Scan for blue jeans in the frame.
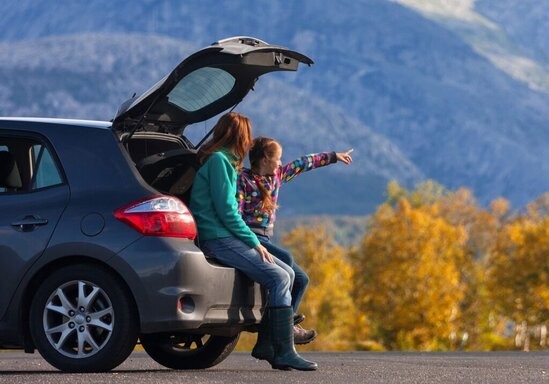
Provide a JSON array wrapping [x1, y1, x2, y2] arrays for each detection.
[[200, 236, 295, 307], [257, 235, 309, 314]]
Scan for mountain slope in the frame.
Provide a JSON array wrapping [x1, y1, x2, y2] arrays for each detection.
[[0, 0, 547, 212], [476, 0, 549, 65], [0, 34, 421, 215]]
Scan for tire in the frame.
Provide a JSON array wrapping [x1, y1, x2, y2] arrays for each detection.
[[140, 332, 240, 369], [29, 264, 139, 372]]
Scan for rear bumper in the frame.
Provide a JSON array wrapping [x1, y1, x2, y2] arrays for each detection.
[[114, 237, 265, 335]]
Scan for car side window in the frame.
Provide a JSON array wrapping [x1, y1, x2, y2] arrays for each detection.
[[0, 136, 63, 193], [31, 144, 63, 189]]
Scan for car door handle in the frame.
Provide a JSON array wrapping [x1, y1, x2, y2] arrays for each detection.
[[11, 215, 49, 231]]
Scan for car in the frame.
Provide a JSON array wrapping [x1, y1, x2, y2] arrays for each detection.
[[0, 36, 313, 372]]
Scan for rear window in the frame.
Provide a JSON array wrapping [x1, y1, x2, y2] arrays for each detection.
[[167, 67, 236, 112]]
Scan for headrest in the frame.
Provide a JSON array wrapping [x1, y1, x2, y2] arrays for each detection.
[[0, 151, 23, 189]]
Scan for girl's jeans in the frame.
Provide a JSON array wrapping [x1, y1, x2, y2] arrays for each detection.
[[256, 235, 309, 314], [200, 236, 295, 307]]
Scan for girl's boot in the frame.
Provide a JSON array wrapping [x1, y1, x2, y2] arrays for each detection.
[[251, 308, 273, 362], [269, 306, 318, 371]]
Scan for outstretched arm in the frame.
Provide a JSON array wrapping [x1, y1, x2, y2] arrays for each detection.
[[279, 149, 354, 184]]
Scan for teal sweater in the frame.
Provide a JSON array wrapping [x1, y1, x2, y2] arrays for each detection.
[[189, 148, 260, 248]]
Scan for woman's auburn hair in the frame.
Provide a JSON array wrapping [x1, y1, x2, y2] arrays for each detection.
[[249, 136, 281, 212], [198, 112, 253, 169]]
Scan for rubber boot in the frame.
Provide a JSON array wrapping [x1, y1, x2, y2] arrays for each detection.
[[251, 308, 274, 362], [269, 306, 318, 371]]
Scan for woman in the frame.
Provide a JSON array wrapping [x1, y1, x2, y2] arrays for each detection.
[[237, 137, 353, 344], [189, 112, 317, 371]]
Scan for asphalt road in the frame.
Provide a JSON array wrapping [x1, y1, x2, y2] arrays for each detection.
[[0, 350, 548, 384]]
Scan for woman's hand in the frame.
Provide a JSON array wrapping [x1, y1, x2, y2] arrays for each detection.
[[255, 244, 274, 264], [336, 149, 353, 165]]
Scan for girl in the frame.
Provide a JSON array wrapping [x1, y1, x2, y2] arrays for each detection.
[[189, 113, 317, 371], [237, 137, 353, 344]]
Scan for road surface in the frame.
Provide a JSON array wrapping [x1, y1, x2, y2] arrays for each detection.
[[0, 350, 548, 383]]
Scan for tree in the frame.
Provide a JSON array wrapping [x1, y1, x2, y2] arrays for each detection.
[[282, 226, 367, 350], [434, 189, 509, 349], [486, 215, 549, 332], [527, 192, 549, 220], [386, 179, 447, 208], [353, 199, 467, 350]]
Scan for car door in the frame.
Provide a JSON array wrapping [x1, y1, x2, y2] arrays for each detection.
[[0, 133, 70, 319], [112, 36, 313, 139]]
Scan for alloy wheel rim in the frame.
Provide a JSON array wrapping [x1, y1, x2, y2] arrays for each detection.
[[42, 280, 114, 358]]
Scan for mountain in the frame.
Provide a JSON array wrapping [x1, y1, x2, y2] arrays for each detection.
[[0, 34, 420, 215], [0, 0, 547, 215], [476, 0, 549, 65]]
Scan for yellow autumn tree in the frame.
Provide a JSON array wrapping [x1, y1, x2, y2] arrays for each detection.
[[236, 225, 364, 352], [436, 189, 511, 349], [282, 225, 367, 350], [386, 179, 447, 208], [486, 194, 549, 341], [354, 198, 467, 350], [527, 192, 549, 219]]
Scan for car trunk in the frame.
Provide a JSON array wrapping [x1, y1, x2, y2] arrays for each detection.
[[124, 132, 199, 205], [115, 36, 313, 205]]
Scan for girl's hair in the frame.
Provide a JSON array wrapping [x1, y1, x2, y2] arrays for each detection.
[[198, 112, 253, 169], [249, 136, 282, 212]]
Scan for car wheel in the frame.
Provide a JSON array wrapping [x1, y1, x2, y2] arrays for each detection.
[[29, 264, 138, 372], [140, 332, 240, 369]]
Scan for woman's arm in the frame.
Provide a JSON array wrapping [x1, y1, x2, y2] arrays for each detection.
[[208, 155, 260, 248]]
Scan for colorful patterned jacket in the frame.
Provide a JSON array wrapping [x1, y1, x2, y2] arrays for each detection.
[[237, 152, 336, 237]]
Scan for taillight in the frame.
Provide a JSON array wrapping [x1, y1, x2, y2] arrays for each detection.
[[114, 195, 197, 239]]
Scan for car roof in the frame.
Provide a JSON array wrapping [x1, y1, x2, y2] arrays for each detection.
[[0, 117, 112, 129]]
